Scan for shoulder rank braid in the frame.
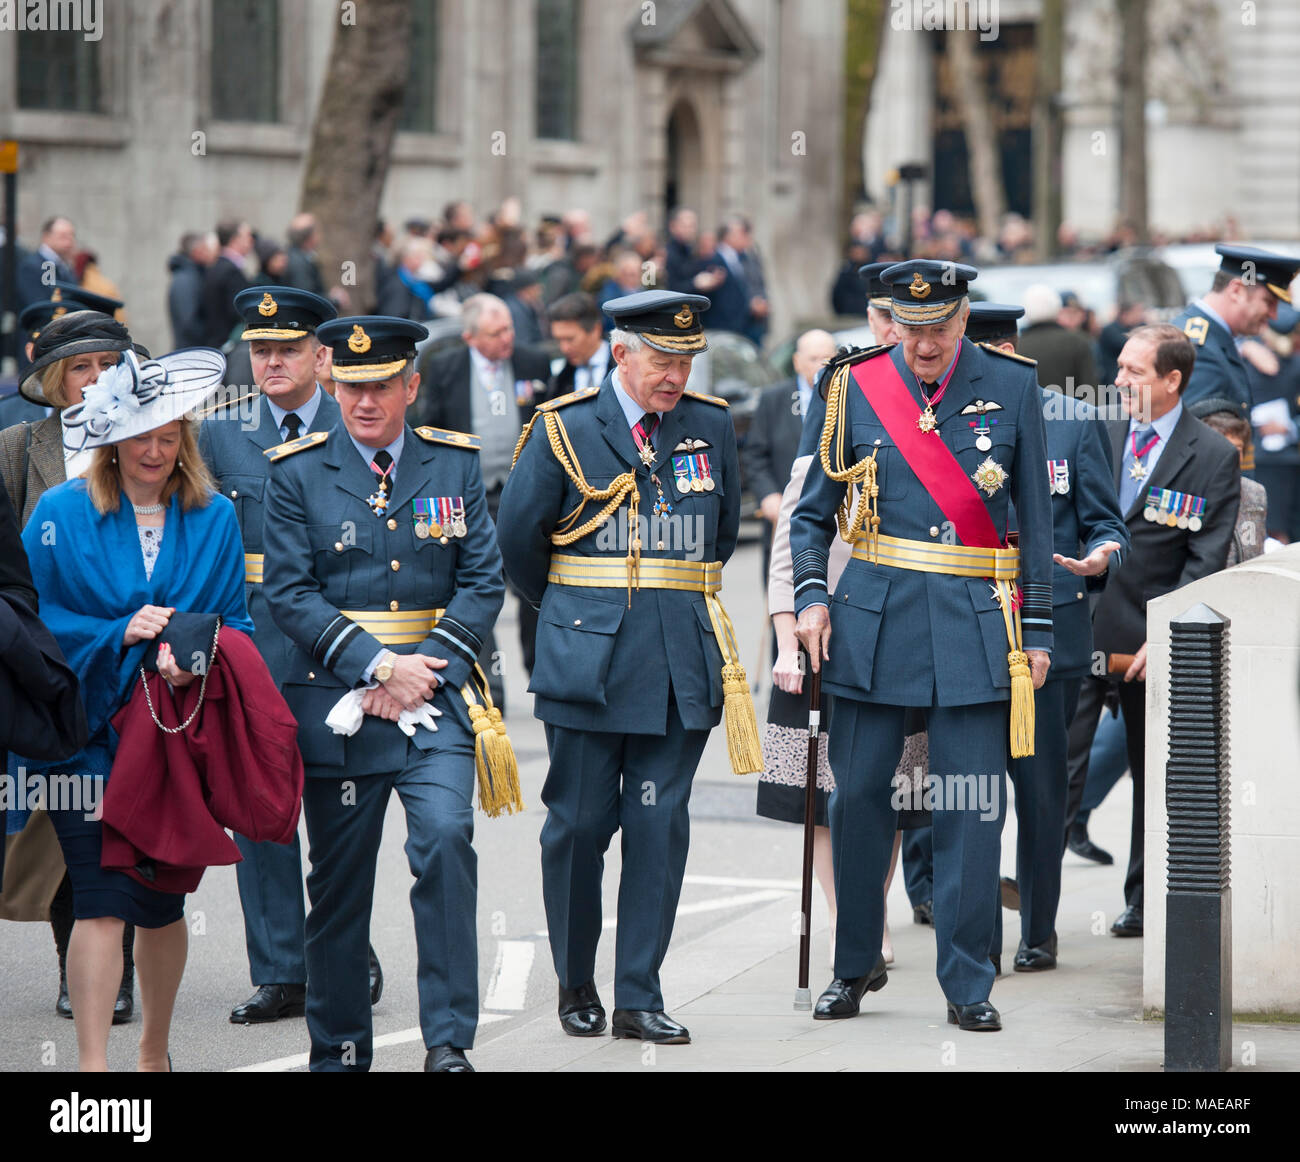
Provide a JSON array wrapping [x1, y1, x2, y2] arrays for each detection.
[[819, 347, 886, 556]]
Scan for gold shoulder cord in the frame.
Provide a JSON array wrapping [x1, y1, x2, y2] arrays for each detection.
[[818, 359, 881, 557]]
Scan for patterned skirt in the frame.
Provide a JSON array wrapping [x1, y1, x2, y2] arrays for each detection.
[[755, 685, 931, 829]]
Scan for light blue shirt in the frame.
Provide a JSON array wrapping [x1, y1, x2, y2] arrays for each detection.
[[266, 385, 323, 441], [576, 343, 610, 393], [611, 370, 660, 429], [796, 375, 813, 417]]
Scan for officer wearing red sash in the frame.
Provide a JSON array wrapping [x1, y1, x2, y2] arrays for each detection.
[[791, 260, 1054, 1031]]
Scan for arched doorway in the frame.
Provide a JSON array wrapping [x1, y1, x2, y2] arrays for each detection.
[[665, 98, 704, 217]]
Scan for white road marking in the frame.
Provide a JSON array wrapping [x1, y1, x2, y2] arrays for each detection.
[[231, 1014, 511, 1073], [483, 940, 536, 1011]]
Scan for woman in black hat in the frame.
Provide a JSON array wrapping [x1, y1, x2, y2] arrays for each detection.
[[0, 308, 137, 1027]]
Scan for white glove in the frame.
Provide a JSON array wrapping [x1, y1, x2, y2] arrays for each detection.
[[397, 701, 442, 737], [326, 687, 369, 736]]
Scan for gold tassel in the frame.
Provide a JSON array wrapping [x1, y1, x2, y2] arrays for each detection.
[[468, 703, 525, 817], [1007, 650, 1035, 759], [722, 662, 765, 775]]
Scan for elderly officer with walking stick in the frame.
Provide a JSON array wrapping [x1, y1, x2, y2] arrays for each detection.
[[791, 260, 1055, 1031], [497, 290, 760, 1045]]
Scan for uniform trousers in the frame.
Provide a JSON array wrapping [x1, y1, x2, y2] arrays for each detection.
[[232, 831, 307, 986], [301, 737, 477, 1071], [541, 697, 709, 1012], [1065, 676, 1147, 908], [993, 676, 1081, 955], [828, 698, 1007, 1005], [901, 828, 934, 909]]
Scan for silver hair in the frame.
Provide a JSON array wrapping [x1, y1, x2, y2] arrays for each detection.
[[461, 293, 510, 336], [609, 328, 643, 353]]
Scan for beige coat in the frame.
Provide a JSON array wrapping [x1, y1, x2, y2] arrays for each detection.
[[0, 415, 66, 528], [767, 454, 853, 615]]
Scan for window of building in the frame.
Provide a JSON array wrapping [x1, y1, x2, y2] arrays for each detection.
[[16, 29, 103, 112], [535, 0, 579, 141], [400, 0, 441, 133], [211, 0, 281, 123]]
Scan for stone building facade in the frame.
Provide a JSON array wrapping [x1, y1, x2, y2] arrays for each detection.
[[0, 0, 847, 353]]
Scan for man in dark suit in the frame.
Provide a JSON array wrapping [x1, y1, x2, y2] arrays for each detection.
[[1171, 244, 1300, 418], [546, 292, 610, 398], [1065, 323, 1240, 938], [699, 217, 763, 337], [1018, 284, 1098, 398], [744, 329, 837, 585], [16, 216, 77, 310], [283, 213, 327, 297], [202, 220, 254, 349], [411, 293, 550, 693]]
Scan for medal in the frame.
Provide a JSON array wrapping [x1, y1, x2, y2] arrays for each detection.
[[917, 406, 938, 434], [1129, 461, 1148, 482], [1128, 427, 1160, 483], [639, 442, 657, 467], [695, 452, 716, 492], [976, 434, 992, 452], [691, 477, 703, 492], [450, 498, 468, 538], [633, 412, 660, 469], [414, 519, 430, 540], [914, 359, 960, 435], [1188, 495, 1204, 532], [972, 456, 1008, 496], [412, 498, 436, 540], [1143, 507, 1158, 523], [703, 477, 715, 492]]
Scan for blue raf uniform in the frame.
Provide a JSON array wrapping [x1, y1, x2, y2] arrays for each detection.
[[497, 291, 749, 1042], [198, 286, 340, 1007], [262, 316, 509, 1072], [790, 264, 1055, 1029], [968, 305, 1130, 970], [1173, 244, 1300, 418]]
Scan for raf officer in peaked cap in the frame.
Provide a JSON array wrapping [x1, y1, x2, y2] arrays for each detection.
[[966, 304, 1128, 973], [498, 290, 757, 1045], [1172, 243, 1300, 418], [263, 316, 513, 1072], [791, 261, 1055, 1031], [200, 286, 387, 1024]]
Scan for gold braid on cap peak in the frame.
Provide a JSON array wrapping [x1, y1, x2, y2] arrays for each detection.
[[542, 410, 642, 605], [819, 354, 881, 557]]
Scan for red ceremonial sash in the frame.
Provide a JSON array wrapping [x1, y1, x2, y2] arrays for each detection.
[[850, 351, 1002, 550]]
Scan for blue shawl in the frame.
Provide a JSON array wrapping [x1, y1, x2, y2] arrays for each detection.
[[21, 479, 253, 753]]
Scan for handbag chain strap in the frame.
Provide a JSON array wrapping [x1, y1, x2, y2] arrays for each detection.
[[139, 621, 222, 734]]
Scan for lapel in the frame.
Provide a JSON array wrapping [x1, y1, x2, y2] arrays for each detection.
[[29, 416, 66, 493], [936, 338, 981, 426], [649, 403, 686, 476], [246, 396, 283, 452], [387, 427, 435, 513], [1107, 419, 1127, 490], [1140, 408, 1197, 502], [596, 378, 640, 472], [323, 421, 383, 506], [311, 389, 341, 434]]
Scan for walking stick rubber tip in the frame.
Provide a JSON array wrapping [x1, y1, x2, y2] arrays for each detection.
[[793, 988, 813, 1011]]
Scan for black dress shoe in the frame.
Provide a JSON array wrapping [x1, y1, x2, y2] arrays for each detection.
[[558, 982, 606, 1037], [1013, 936, 1058, 972], [947, 1001, 1002, 1031], [424, 1045, 474, 1072], [912, 900, 934, 926], [113, 930, 135, 1025], [611, 1009, 690, 1043], [1000, 876, 1020, 911], [813, 957, 888, 1020], [1067, 822, 1113, 865], [1110, 905, 1143, 937], [369, 945, 383, 1006], [55, 955, 72, 1019], [229, 983, 307, 1024]]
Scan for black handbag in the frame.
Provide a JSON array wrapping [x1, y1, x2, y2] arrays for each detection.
[[139, 612, 222, 734]]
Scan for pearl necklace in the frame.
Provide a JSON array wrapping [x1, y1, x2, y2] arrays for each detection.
[[132, 502, 165, 516]]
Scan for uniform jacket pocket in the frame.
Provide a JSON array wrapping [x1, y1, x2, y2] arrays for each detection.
[[825, 571, 890, 692], [966, 578, 1012, 690], [529, 588, 626, 705]]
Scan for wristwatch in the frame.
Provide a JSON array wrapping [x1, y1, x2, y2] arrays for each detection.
[[375, 651, 399, 683]]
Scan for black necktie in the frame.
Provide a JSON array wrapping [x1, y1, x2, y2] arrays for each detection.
[[282, 412, 302, 441]]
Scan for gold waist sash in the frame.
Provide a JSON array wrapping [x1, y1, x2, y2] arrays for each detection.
[[337, 607, 446, 646], [245, 553, 264, 584], [851, 533, 1019, 580]]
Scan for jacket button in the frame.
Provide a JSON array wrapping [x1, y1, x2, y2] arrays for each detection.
[[230, 489, 238, 498], [1077, 591, 1084, 599], [387, 518, 397, 530], [573, 619, 582, 626], [391, 559, 400, 571], [390, 600, 399, 611], [334, 541, 344, 552], [929, 526, 939, 537], [308, 671, 315, 680]]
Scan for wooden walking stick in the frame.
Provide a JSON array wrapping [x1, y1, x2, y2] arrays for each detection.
[[794, 658, 822, 1011]]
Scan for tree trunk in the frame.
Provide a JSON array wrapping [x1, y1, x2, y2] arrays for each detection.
[[1032, 0, 1064, 258], [1117, 0, 1149, 242], [947, 30, 1005, 245], [841, 0, 887, 240], [298, 0, 414, 312]]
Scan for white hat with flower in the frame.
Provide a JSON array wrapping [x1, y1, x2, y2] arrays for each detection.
[[62, 348, 225, 454]]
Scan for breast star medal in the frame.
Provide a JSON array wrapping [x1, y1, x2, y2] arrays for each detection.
[[972, 457, 1008, 496]]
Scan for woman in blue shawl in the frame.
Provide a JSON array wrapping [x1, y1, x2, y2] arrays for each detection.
[[22, 348, 252, 1071]]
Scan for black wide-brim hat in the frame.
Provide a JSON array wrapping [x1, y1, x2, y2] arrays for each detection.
[[317, 316, 429, 383], [20, 309, 134, 405]]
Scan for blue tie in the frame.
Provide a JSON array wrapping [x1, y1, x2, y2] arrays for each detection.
[[1119, 425, 1155, 512]]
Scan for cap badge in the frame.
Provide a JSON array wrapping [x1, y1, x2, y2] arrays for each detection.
[[673, 305, 695, 329], [348, 324, 372, 354], [909, 272, 932, 300], [258, 292, 278, 317], [52, 306, 67, 319], [50, 288, 62, 302]]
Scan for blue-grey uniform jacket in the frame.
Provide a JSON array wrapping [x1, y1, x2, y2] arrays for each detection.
[[1172, 305, 1250, 417], [198, 391, 340, 684], [790, 338, 1054, 706], [262, 422, 505, 776], [1037, 386, 1130, 679], [497, 380, 741, 735]]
